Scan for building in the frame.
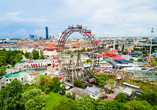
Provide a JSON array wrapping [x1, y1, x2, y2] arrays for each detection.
[[31, 35, 34, 39], [45, 26, 48, 40], [39, 37, 43, 40], [49, 34, 52, 39], [34, 34, 38, 40], [29, 34, 31, 39]]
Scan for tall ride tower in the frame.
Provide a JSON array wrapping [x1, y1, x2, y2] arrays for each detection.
[[149, 27, 154, 62], [45, 26, 48, 39], [10, 30, 12, 39]]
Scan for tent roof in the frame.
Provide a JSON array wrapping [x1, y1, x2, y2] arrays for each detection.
[[114, 55, 125, 60], [114, 60, 133, 64]]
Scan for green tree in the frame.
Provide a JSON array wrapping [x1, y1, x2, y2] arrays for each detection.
[[96, 100, 124, 110], [40, 55, 45, 59], [0, 51, 7, 66], [86, 59, 92, 63], [73, 80, 84, 88], [0, 65, 6, 76], [115, 44, 119, 50], [94, 73, 109, 86], [151, 61, 157, 67], [15, 53, 23, 62], [73, 49, 78, 53], [140, 93, 157, 106], [33, 75, 52, 93], [53, 99, 76, 110], [122, 51, 128, 55], [10, 60, 16, 66], [0, 79, 25, 110], [137, 58, 144, 62], [32, 49, 39, 59], [125, 100, 153, 110], [52, 76, 61, 92], [122, 45, 124, 51], [129, 59, 134, 61], [59, 85, 66, 95], [24, 52, 32, 59], [75, 95, 95, 110], [24, 89, 47, 110], [115, 93, 126, 103]]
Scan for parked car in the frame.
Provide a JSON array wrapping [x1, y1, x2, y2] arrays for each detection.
[[83, 82, 88, 88], [89, 78, 95, 83]]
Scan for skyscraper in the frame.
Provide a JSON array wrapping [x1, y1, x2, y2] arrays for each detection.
[[34, 34, 38, 40], [31, 35, 34, 39], [29, 34, 31, 39], [45, 26, 48, 39]]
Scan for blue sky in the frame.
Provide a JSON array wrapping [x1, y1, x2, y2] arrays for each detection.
[[0, 0, 157, 38]]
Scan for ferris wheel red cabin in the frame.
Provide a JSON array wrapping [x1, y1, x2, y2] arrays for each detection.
[[62, 31, 67, 34], [77, 25, 82, 28], [68, 26, 73, 29], [86, 30, 91, 33], [94, 68, 101, 73], [93, 41, 99, 44]]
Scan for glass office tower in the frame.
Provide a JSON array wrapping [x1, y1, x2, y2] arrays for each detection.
[[45, 26, 48, 39]]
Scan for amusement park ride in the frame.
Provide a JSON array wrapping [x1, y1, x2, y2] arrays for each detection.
[[58, 25, 101, 84]]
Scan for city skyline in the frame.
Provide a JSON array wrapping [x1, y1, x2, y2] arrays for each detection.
[[0, 0, 157, 38]]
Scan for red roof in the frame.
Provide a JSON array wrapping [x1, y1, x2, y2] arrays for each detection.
[[30, 72, 40, 76], [52, 57, 58, 59], [114, 55, 125, 60], [43, 48, 58, 51]]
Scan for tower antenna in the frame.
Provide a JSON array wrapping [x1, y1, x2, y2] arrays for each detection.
[[10, 29, 12, 39]]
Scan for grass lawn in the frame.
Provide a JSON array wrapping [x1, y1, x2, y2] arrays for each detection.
[[46, 91, 68, 110]]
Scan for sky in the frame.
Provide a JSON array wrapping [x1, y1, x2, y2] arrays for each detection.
[[0, 0, 157, 38]]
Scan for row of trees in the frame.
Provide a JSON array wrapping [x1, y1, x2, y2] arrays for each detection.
[[0, 74, 65, 110], [0, 49, 24, 76], [73, 47, 86, 53], [0, 79, 47, 110], [24, 49, 45, 60]]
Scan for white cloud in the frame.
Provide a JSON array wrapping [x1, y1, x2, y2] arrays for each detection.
[[14, 29, 27, 34], [2, 12, 52, 24], [0, 0, 157, 38]]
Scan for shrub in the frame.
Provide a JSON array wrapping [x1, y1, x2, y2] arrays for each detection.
[[59, 85, 66, 95], [65, 92, 72, 98], [152, 61, 157, 67], [115, 93, 126, 103], [137, 58, 144, 62], [73, 80, 84, 88], [122, 51, 128, 55], [129, 59, 134, 61]]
